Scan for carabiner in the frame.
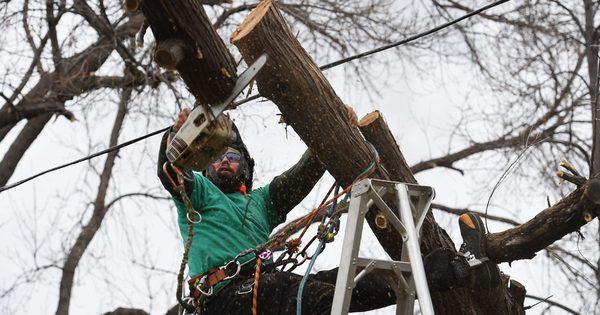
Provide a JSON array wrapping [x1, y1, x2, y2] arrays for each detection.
[[224, 260, 241, 280], [196, 276, 214, 296]]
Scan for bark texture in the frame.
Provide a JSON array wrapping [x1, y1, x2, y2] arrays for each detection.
[[140, 0, 237, 105]]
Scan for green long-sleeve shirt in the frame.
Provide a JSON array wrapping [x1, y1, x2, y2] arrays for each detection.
[[157, 130, 325, 277]]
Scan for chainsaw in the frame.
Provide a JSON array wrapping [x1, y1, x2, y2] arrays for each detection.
[[166, 54, 268, 171]]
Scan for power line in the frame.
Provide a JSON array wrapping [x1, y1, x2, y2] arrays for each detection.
[[0, 0, 510, 193], [232, 0, 510, 108], [0, 127, 169, 193]]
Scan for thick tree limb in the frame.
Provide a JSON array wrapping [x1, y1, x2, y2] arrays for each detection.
[[358, 111, 416, 182], [232, 0, 373, 187], [487, 178, 600, 262], [140, 0, 237, 105], [0, 114, 52, 187], [231, 2, 523, 313]]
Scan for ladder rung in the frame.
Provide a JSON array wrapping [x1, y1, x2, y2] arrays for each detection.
[[356, 258, 412, 272]]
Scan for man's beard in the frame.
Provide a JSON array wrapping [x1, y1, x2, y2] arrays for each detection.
[[206, 167, 243, 193]]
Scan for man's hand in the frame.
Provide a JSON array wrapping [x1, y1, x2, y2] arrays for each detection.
[[345, 104, 358, 127], [173, 108, 192, 132]]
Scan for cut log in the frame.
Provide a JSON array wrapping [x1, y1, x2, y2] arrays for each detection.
[[154, 39, 186, 70], [232, 0, 415, 261], [231, 0, 373, 185], [140, 0, 236, 105], [358, 111, 416, 183]]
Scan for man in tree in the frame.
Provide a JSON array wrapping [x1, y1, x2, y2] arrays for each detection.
[[157, 107, 405, 314], [157, 109, 500, 314]]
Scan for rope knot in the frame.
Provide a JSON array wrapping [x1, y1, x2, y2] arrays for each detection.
[[285, 238, 302, 253]]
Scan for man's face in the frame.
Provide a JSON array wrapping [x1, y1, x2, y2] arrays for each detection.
[[211, 147, 242, 179]]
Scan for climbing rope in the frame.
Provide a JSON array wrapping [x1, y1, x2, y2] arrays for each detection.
[[252, 257, 262, 315], [162, 162, 200, 313]]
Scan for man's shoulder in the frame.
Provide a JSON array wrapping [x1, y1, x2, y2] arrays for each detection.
[[249, 184, 271, 199]]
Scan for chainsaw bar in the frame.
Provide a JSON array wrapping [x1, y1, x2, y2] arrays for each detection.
[[166, 54, 268, 168]]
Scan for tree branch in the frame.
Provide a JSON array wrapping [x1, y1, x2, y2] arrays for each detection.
[[55, 88, 131, 315]]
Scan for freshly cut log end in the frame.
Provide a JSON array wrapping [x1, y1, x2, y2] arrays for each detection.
[[374, 212, 389, 229], [154, 39, 187, 70], [231, 0, 272, 43], [358, 110, 381, 127], [232, 0, 373, 185], [123, 0, 140, 12]]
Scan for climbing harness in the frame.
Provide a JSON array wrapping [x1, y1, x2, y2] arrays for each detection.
[[174, 141, 383, 314]]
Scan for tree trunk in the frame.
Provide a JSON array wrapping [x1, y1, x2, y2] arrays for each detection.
[[229, 0, 600, 312], [140, 0, 237, 105], [0, 114, 52, 186]]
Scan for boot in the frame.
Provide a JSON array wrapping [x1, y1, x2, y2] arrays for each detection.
[[457, 212, 500, 288]]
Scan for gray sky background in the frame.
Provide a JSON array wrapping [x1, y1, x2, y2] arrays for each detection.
[[0, 1, 595, 313]]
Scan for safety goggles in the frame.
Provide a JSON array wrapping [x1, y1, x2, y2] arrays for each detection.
[[213, 152, 242, 164]]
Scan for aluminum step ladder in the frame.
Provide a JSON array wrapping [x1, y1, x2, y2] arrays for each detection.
[[331, 179, 435, 315]]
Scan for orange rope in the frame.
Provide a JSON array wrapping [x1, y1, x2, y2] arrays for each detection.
[[252, 257, 262, 315], [267, 166, 378, 251]]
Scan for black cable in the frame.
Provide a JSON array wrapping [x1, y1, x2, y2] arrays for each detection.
[[320, 0, 510, 70], [0, 0, 510, 193], [232, 0, 510, 108], [0, 127, 170, 193]]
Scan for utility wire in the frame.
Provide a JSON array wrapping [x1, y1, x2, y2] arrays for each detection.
[[231, 0, 510, 108], [0, 0, 510, 193], [0, 127, 169, 193]]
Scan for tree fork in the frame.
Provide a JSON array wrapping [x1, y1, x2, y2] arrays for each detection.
[[358, 111, 526, 313], [140, 0, 237, 105]]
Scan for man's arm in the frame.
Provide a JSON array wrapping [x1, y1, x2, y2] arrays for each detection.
[[269, 148, 326, 218], [268, 104, 357, 218]]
